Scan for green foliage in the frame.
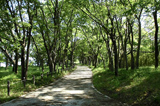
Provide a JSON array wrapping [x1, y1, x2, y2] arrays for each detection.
[[0, 0, 160, 104], [92, 66, 160, 105], [0, 53, 5, 62]]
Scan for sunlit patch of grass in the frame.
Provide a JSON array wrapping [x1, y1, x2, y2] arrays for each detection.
[[92, 66, 160, 106], [0, 66, 76, 104]]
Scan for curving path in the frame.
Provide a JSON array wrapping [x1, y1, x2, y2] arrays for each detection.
[[1, 66, 126, 106]]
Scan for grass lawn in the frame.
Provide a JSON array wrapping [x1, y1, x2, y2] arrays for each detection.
[[0, 66, 75, 104], [92, 66, 160, 106]]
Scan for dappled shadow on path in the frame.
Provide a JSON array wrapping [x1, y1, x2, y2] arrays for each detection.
[[1, 66, 124, 106]]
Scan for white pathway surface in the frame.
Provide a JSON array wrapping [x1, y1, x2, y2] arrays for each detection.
[[0, 66, 126, 106]]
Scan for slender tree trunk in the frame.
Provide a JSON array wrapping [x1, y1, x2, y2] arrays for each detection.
[[119, 55, 122, 68], [54, 61, 56, 72], [14, 50, 19, 74], [62, 58, 65, 69], [70, 51, 74, 67], [105, 36, 113, 71], [117, 37, 120, 69], [25, 36, 31, 78], [110, 17, 118, 76], [112, 39, 118, 76], [153, 10, 159, 68], [136, 19, 141, 69], [49, 62, 54, 73], [5, 57, 8, 70], [124, 42, 128, 70], [124, 20, 129, 70], [49, 54, 54, 73], [130, 24, 135, 69], [21, 46, 26, 80]]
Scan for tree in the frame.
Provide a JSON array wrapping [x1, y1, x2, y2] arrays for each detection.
[[0, 0, 38, 79], [152, 0, 160, 68]]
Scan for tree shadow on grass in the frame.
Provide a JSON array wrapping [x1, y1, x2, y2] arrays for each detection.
[[123, 71, 160, 106], [0, 74, 119, 106], [0, 67, 13, 79], [93, 66, 160, 106]]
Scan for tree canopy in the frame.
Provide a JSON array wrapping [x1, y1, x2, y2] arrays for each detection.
[[0, 0, 159, 78]]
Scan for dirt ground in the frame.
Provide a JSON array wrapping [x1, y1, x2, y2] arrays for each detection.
[[0, 66, 128, 106]]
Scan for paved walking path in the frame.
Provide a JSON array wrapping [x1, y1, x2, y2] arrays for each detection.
[[1, 66, 126, 106]]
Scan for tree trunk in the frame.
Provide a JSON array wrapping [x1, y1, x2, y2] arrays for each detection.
[[25, 23, 32, 77], [124, 42, 128, 70], [130, 24, 135, 69], [62, 58, 65, 69], [124, 20, 129, 70], [110, 17, 118, 76], [5, 57, 8, 70], [14, 50, 19, 74], [70, 51, 74, 67], [119, 56, 122, 68], [105, 36, 113, 71], [21, 46, 26, 80], [54, 61, 56, 72], [153, 10, 159, 68], [49, 61, 54, 73], [113, 39, 118, 76], [136, 19, 141, 69]]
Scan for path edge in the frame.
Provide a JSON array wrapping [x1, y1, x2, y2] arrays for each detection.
[[90, 66, 129, 106], [0, 67, 77, 106]]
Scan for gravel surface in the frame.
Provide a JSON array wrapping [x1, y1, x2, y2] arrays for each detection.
[[0, 66, 127, 106]]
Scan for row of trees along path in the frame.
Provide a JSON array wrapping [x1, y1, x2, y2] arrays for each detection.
[[1, 66, 127, 106], [0, 0, 159, 82], [6, 68, 69, 96]]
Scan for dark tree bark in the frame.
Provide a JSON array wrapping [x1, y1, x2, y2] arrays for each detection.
[[107, 37, 114, 71], [134, 8, 143, 69], [14, 49, 19, 74], [136, 19, 141, 69], [70, 29, 77, 68], [94, 54, 98, 68], [124, 19, 130, 70], [153, 9, 159, 68], [21, 46, 26, 80], [129, 21, 135, 69], [5, 57, 8, 70], [108, 9, 118, 76], [100, 22, 113, 71], [112, 37, 118, 76]]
